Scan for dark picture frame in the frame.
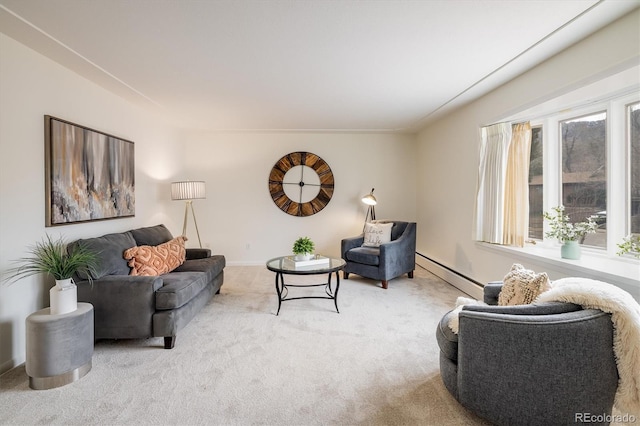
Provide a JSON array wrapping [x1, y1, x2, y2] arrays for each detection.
[[44, 115, 135, 226]]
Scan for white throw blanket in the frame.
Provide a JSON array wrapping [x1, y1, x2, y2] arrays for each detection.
[[537, 278, 640, 416], [447, 297, 485, 334]]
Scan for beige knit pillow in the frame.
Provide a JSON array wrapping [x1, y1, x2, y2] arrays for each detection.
[[123, 236, 187, 276], [498, 263, 551, 306]]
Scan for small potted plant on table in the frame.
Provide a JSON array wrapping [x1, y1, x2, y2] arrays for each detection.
[[5, 234, 99, 315], [292, 236, 315, 261]]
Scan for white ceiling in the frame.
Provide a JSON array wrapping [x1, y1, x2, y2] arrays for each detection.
[[0, 0, 638, 133]]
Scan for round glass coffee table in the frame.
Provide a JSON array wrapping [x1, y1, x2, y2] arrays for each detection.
[[266, 256, 346, 315]]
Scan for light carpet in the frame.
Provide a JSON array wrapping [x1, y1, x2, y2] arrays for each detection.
[[1, 266, 489, 425]]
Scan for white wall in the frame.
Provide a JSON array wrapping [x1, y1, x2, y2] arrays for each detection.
[[179, 131, 417, 263], [0, 34, 418, 374], [416, 10, 640, 291], [0, 34, 185, 374]]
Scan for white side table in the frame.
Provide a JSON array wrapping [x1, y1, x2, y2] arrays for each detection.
[[25, 302, 94, 390]]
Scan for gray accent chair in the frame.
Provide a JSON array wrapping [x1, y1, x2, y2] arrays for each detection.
[[70, 224, 225, 349], [341, 220, 416, 289], [436, 282, 618, 426]]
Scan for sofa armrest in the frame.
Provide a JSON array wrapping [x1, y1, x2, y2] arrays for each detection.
[[186, 248, 211, 260], [76, 275, 163, 339], [378, 223, 416, 273], [462, 301, 582, 316], [341, 235, 364, 258], [378, 238, 407, 260], [483, 281, 503, 305]]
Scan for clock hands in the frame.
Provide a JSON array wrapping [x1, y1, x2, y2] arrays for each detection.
[[281, 182, 321, 186]]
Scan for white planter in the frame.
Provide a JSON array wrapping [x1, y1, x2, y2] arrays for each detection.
[[294, 253, 313, 261], [50, 278, 77, 315]]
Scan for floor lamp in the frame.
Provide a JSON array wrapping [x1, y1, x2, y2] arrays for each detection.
[[362, 188, 377, 230], [171, 181, 206, 248]]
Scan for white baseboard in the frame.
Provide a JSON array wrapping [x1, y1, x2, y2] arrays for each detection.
[[0, 358, 17, 377], [226, 261, 266, 266], [416, 254, 483, 300]]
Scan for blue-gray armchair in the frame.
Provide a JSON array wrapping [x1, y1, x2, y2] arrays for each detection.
[[341, 220, 416, 289], [436, 282, 618, 426]]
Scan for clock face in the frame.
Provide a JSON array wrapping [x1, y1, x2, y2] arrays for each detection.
[[268, 152, 334, 216]]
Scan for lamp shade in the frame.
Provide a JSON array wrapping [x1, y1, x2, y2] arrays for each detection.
[[361, 188, 377, 206], [171, 181, 206, 200]]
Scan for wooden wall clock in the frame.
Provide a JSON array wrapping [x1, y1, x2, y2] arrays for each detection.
[[268, 152, 335, 216]]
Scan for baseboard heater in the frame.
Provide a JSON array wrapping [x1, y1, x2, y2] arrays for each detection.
[[415, 252, 484, 300]]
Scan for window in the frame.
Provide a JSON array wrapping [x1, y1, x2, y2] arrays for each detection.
[[492, 65, 639, 260], [630, 102, 640, 237], [505, 94, 638, 255], [480, 68, 639, 290], [560, 112, 607, 248], [528, 126, 543, 239]]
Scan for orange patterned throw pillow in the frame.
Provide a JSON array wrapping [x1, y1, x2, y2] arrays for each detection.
[[123, 236, 187, 276]]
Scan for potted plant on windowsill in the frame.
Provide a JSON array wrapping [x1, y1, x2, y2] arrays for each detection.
[[292, 236, 315, 261], [543, 205, 598, 260], [4, 234, 99, 315], [617, 234, 640, 258]]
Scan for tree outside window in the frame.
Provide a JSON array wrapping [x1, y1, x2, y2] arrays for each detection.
[[528, 126, 543, 239], [629, 102, 640, 237], [560, 112, 607, 248]]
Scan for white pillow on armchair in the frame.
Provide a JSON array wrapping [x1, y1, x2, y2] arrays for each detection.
[[362, 222, 393, 247]]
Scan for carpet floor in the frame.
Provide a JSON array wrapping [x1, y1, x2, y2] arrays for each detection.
[[1, 266, 490, 425]]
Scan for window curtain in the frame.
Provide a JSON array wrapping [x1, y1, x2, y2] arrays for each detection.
[[474, 122, 531, 246], [474, 123, 512, 244], [503, 122, 532, 246]]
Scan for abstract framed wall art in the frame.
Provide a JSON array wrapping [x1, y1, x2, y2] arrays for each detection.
[[44, 115, 135, 226]]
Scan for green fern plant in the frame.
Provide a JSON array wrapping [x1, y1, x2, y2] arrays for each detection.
[[292, 237, 315, 255], [4, 234, 99, 285]]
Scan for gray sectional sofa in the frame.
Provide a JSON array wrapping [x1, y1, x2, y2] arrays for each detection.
[[70, 224, 225, 349]]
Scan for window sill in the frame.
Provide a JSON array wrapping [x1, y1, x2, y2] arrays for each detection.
[[476, 241, 639, 298]]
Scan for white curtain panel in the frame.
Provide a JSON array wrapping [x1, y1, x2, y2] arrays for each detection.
[[474, 122, 512, 244]]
